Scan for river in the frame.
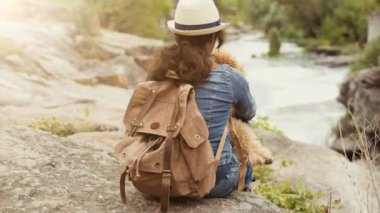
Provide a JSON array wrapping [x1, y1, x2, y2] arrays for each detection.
[[224, 34, 348, 146]]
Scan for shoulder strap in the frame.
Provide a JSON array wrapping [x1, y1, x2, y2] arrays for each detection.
[[119, 83, 161, 204], [160, 86, 180, 213], [228, 117, 247, 192], [215, 124, 229, 165], [127, 83, 161, 136]]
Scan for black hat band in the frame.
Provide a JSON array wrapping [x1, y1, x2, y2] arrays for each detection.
[[175, 20, 221, 30]]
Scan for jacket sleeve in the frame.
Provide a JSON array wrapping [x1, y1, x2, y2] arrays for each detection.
[[229, 67, 257, 121]]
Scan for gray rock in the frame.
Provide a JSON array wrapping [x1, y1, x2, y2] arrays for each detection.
[[256, 129, 380, 213], [0, 20, 161, 87], [315, 55, 356, 68], [0, 126, 283, 212], [310, 45, 341, 56], [334, 67, 380, 163]]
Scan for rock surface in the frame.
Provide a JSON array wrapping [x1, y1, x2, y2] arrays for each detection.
[[0, 20, 162, 88], [0, 126, 283, 213], [315, 55, 356, 68], [257, 130, 380, 213], [333, 67, 380, 163]]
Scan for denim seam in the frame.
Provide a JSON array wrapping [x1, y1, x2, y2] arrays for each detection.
[[230, 70, 253, 115], [225, 69, 234, 103], [207, 86, 217, 123]]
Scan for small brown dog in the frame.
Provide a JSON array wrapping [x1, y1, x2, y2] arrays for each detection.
[[213, 50, 273, 165]]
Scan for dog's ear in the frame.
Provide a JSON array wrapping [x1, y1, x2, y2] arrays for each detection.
[[212, 50, 244, 73]]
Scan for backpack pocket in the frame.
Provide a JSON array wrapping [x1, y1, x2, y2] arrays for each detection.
[[113, 135, 146, 167]]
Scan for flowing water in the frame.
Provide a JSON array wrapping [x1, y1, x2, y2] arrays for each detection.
[[224, 34, 348, 146]]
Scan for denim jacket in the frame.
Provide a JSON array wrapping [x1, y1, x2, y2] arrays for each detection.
[[195, 64, 256, 166]]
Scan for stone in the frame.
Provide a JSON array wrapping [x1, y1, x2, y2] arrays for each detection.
[[0, 20, 160, 87], [310, 46, 341, 56], [0, 126, 283, 212], [334, 67, 380, 163], [315, 55, 356, 68], [330, 138, 361, 161], [256, 129, 380, 212]]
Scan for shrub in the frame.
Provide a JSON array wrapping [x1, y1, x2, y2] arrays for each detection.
[[351, 37, 380, 73], [268, 27, 282, 57], [29, 117, 78, 137], [318, 15, 348, 45], [253, 161, 338, 212], [88, 0, 173, 39], [29, 110, 95, 137], [252, 116, 283, 136]]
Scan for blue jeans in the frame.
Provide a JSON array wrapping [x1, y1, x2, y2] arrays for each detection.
[[207, 154, 254, 198]]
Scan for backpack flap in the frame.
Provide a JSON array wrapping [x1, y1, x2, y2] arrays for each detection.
[[123, 81, 181, 137], [175, 90, 215, 184], [179, 88, 209, 148], [180, 115, 208, 148]]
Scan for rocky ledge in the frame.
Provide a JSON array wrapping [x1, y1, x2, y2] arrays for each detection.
[[0, 126, 282, 213], [332, 66, 380, 163]]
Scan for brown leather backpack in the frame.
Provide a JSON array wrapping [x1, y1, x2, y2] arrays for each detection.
[[113, 79, 228, 212]]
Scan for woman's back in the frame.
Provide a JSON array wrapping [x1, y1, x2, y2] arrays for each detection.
[[195, 63, 256, 166]]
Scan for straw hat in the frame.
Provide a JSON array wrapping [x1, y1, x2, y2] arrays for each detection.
[[167, 0, 229, 36]]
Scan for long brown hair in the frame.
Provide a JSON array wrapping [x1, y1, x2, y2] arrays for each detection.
[[148, 30, 225, 85]]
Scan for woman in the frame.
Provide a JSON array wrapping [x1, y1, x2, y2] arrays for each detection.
[[148, 0, 257, 197]]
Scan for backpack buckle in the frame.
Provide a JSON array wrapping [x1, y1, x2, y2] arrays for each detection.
[[166, 125, 178, 132], [162, 170, 172, 178], [130, 120, 143, 128]]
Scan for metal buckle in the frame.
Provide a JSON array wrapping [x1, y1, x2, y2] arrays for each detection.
[[166, 125, 178, 132], [162, 170, 172, 178], [130, 120, 143, 127]]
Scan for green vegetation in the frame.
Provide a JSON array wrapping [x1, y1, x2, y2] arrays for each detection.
[[252, 116, 283, 136], [253, 160, 340, 212], [268, 27, 282, 57], [29, 117, 80, 137], [85, 0, 173, 39], [29, 109, 95, 137], [216, 0, 380, 54], [0, 36, 23, 57], [351, 37, 380, 73]]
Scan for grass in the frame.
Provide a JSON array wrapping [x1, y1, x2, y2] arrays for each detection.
[[29, 109, 96, 137], [251, 116, 283, 136], [252, 160, 336, 212], [351, 37, 380, 74], [0, 36, 23, 57], [29, 117, 80, 137], [335, 108, 380, 212], [342, 111, 380, 209]]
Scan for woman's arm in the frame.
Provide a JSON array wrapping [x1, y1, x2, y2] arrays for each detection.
[[229, 67, 257, 121]]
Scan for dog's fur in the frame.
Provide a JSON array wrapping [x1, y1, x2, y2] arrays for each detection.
[[213, 50, 273, 165]]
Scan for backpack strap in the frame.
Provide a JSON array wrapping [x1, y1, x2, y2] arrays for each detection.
[[160, 87, 180, 213], [120, 83, 161, 204], [215, 124, 229, 165], [228, 117, 248, 192], [127, 83, 161, 136]]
